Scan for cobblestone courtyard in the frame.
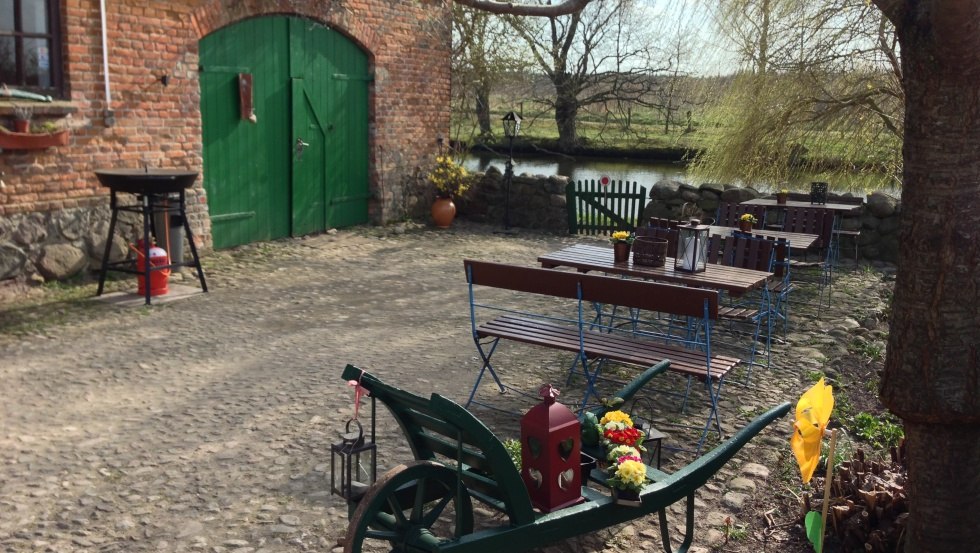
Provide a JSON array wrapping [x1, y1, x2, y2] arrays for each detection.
[[0, 222, 894, 553]]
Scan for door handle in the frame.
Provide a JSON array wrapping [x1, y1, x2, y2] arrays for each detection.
[[295, 137, 310, 160]]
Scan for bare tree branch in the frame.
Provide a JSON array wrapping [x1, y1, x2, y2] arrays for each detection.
[[870, 0, 905, 27], [454, 0, 592, 16]]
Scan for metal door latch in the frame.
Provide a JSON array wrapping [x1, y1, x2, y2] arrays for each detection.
[[295, 137, 310, 160]]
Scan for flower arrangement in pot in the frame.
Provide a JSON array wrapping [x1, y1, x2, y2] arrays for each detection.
[[609, 231, 635, 263], [776, 188, 790, 204], [427, 155, 469, 228], [597, 410, 650, 506], [738, 213, 758, 232], [429, 155, 469, 199]]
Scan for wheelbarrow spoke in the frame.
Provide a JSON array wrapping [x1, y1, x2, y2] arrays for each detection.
[[420, 495, 453, 527]]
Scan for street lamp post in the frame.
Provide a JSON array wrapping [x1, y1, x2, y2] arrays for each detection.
[[501, 111, 522, 230]]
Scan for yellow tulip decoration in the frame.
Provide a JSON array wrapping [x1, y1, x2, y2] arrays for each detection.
[[791, 378, 836, 553]]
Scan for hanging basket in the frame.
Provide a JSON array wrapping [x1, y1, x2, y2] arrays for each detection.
[[631, 237, 668, 267]]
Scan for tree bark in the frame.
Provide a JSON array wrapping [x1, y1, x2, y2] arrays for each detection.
[[877, 0, 980, 550], [475, 80, 492, 136], [555, 87, 579, 151], [901, 423, 980, 552]]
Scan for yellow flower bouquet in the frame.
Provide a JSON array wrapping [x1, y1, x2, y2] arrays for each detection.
[[428, 155, 469, 198], [609, 231, 634, 245]]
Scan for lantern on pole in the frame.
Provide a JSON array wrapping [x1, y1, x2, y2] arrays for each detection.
[[500, 111, 522, 231], [520, 384, 583, 512], [675, 219, 710, 273]]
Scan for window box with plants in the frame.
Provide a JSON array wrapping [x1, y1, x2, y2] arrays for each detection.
[[1, 106, 70, 151]]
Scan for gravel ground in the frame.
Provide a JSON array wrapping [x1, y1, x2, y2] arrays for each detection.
[[0, 221, 894, 553]]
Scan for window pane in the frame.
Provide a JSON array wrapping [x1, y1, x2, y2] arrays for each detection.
[[23, 0, 49, 34], [0, 36, 14, 83], [0, 0, 14, 32], [24, 37, 52, 87]]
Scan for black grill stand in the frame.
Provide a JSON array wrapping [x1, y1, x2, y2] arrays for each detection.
[[96, 188, 208, 305]]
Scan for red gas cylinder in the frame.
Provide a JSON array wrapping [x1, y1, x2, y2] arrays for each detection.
[[135, 241, 170, 296]]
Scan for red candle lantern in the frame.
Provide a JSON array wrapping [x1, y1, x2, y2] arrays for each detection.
[[520, 384, 583, 512]]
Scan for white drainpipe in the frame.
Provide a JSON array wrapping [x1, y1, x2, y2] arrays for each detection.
[[100, 0, 115, 126]]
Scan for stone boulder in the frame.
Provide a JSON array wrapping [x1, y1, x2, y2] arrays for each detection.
[[650, 180, 683, 200], [867, 192, 898, 218], [37, 243, 87, 281], [0, 244, 28, 280], [699, 183, 726, 196], [720, 187, 759, 204], [13, 213, 49, 246]]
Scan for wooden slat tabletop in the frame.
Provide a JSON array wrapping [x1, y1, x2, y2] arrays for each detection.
[[740, 198, 863, 213], [538, 243, 773, 296], [707, 225, 820, 249]]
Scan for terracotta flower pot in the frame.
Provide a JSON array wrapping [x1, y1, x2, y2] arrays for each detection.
[[613, 241, 631, 263], [738, 221, 753, 233], [776, 192, 788, 204], [431, 196, 456, 228]]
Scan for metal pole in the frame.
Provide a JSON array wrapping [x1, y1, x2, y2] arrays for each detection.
[[504, 135, 515, 230]]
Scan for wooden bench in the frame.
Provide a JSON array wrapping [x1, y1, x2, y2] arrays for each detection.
[[463, 259, 742, 453]]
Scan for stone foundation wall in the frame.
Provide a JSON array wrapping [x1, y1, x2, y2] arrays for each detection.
[[0, 204, 142, 282], [455, 167, 569, 233]]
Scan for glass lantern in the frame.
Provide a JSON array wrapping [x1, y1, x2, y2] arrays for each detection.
[[502, 111, 522, 139], [675, 219, 710, 273], [331, 416, 377, 503]]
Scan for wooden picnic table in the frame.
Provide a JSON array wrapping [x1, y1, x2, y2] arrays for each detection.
[[538, 243, 773, 296], [740, 198, 864, 214], [707, 225, 820, 249]]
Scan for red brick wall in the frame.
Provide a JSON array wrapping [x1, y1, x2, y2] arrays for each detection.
[[0, 0, 451, 244]]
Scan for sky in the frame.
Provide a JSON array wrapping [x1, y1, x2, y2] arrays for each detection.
[[635, 0, 743, 76]]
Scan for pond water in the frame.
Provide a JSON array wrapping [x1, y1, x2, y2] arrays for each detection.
[[464, 153, 894, 196], [464, 153, 688, 188]]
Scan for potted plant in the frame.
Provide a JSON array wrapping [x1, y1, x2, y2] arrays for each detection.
[[610, 231, 635, 263], [428, 155, 469, 228], [738, 213, 758, 232], [776, 188, 790, 204], [606, 450, 649, 506], [12, 105, 32, 133], [596, 410, 649, 506]]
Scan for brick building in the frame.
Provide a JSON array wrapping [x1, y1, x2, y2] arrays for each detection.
[[0, 0, 451, 282]]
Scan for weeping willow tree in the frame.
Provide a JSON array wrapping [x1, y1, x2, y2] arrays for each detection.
[[689, 0, 903, 191]]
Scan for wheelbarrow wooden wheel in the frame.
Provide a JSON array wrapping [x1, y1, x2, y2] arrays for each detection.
[[344, 460, 474, 553]]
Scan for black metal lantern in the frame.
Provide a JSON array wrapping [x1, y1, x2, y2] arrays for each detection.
[[502, 111, 522, 139], [331, 414, 377, 503], [675, 219, 710, 273], [500, 111, 522, 231]]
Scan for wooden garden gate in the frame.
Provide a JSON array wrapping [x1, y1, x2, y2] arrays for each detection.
[[565, 180, 647, 236]]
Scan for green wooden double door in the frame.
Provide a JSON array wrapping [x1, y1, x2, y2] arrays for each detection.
[[200, 16, 370, 249]]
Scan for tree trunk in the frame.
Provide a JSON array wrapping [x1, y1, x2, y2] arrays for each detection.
[[475, 82, 492, 137], [880, 2, 980, 550], [555, 86, 579, 152], [901, 423, 980, 552]]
